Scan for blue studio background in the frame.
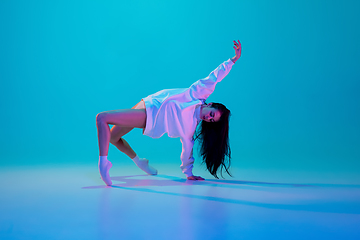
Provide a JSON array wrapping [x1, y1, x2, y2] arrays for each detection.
[[0, 0, 359, 182]]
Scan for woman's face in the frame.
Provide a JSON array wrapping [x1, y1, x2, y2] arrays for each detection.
[[200, 103, 221, 122]]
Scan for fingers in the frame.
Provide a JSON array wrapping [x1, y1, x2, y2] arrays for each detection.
[[187, 176, 205, 181], [233, 40, 241, 49]]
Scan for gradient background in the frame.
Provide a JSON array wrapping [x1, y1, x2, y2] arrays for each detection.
[[1, 0, 359, 183]]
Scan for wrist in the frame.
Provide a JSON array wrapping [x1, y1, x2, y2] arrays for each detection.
[[231, 56, 239, 63]]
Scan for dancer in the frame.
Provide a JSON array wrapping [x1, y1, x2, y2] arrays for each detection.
[[96, 40, 242, 186]]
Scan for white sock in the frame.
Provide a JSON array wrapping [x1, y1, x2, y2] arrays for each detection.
[[99, 156, 113, 186], [132, 155, 157, 175]]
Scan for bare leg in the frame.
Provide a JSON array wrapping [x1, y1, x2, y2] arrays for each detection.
[[96, 109, 146, 156], [109, 124, 157, 175], [110, 126, 136, 159], [96, 100, 156, 185], [108, 100, 146, 158], [95, 108, 146, 185]]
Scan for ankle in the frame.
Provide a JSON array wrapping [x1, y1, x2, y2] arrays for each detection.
[[131, 155, 140, 163]]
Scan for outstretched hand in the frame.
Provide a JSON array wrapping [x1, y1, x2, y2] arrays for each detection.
[[187, 175, 205, 181], [233, 40, 241, 59]]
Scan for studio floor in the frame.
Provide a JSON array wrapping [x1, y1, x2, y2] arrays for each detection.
[[0, 163, 359, 240]]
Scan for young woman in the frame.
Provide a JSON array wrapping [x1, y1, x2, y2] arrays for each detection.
[[96, 40, 242, 186]]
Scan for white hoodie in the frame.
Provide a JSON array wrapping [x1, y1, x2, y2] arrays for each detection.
[[142, 59, 234, 177]]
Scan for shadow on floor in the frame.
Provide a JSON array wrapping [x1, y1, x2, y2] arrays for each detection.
[[83, 174, 360, 189], [81, 174, 360, 214]]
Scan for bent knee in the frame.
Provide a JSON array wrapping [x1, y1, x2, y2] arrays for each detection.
[[96, 113, 106, 124]]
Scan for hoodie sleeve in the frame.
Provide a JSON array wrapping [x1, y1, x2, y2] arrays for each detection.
[[179, 137, 195, 177], [189, 59, 234, 101]]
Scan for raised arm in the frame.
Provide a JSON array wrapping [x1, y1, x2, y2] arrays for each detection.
[[180, 138, 205, 180], [189, 59, 234, 101], [189, 40, 241, 101]]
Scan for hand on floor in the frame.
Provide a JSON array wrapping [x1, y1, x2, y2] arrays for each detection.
[[187, 175, 205, 181]]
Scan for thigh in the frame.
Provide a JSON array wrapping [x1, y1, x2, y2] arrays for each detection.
[[109, 100, 146, 141], [100, 109, 146, 128]]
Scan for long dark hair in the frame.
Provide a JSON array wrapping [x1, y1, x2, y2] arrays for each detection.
[[194, 102, 232, 178]]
